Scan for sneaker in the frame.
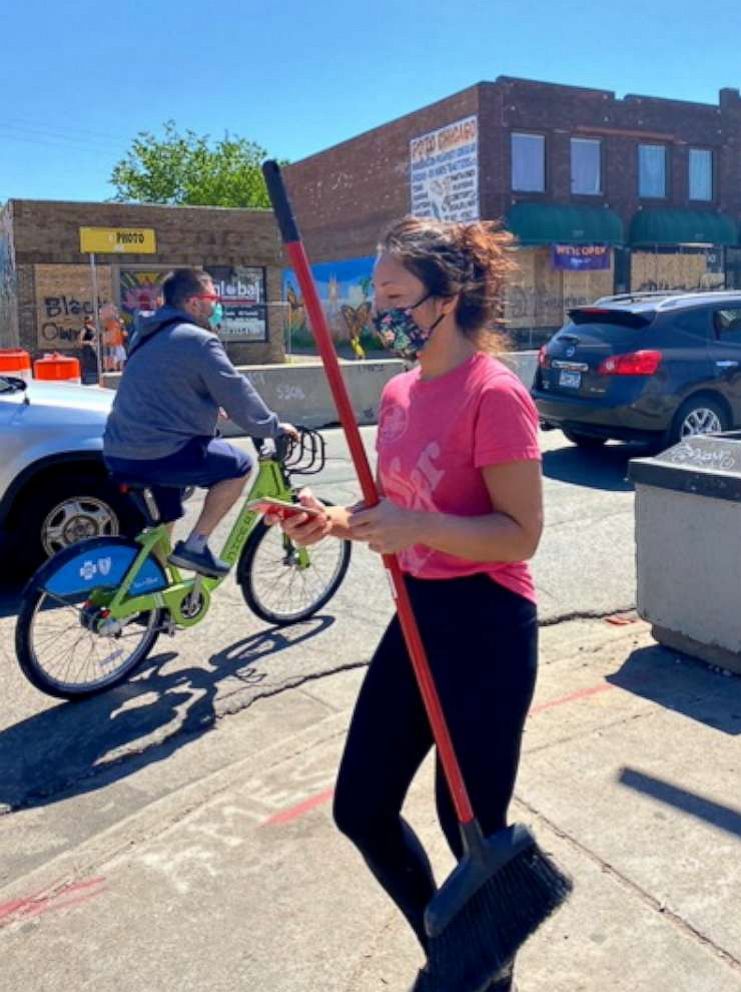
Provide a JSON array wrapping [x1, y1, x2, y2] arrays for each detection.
[[168, 541, 230, 578]]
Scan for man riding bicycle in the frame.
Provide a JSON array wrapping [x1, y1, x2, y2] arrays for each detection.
[[104, 267, 296, 579]]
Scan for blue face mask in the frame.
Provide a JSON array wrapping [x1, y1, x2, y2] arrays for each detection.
[[372, 293, 444, 360], [208, 302, 224, 330]]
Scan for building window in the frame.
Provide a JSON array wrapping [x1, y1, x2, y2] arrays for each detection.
[[571, 138, 602, 195], [512, 133, 545, 192], [689, 148, 713, 201], [638, 144, 667, 198]]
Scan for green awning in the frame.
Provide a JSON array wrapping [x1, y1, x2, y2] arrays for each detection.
[[629, 209, 737, 247], [505, 202, 624, 246]]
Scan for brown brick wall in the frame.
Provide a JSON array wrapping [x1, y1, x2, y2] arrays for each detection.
[[3, 200, 286, 362], [285, 77, 741, 260], [284, 85, 481, 261], [490, 78, 741, 227]]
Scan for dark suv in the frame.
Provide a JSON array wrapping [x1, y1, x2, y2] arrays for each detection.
[[532, 290, 741, 449]]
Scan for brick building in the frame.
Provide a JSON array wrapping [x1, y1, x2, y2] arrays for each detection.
[[284, 77, 741, 346], [0, 200, 286, 363]]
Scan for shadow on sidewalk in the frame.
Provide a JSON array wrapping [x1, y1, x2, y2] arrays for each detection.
[[541, 442, 645, 493], [607, 643, 741, 736], [618, 768, 741, 839], [0, 616, 334, 811]]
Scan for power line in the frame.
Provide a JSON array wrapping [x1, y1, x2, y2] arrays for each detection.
[[0, 116, 122, 142], [0, 127, 119, 153]]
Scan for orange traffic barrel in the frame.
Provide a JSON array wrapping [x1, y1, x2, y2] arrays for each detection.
[[33, 352, 81, 383], [0, 348, 32, 382]]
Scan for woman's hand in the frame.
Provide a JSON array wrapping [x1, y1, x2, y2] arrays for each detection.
[[265, 488, 332, 547], [348, 499, 420, 555]]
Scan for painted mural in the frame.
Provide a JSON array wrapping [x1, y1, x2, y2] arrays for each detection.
[[118, 268, 167, 329], [34, 264, 113, 350], [283, 255, 376, 358], [410, 115, 479, 223], [0, 206, 17, 347]]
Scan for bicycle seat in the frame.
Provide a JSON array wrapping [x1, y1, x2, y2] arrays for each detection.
[[109, 477, 162, 526]]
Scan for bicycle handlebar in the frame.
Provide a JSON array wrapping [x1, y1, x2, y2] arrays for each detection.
[[251, 427, 326, 475]]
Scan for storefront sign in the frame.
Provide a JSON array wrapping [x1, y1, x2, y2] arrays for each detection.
[[80, 227, 157, 254], [551, 244, 611, 271], [410, 115, 479, 222], [206, 266, 267, 342]]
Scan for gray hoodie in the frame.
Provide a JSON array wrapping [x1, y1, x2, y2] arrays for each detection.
[[103, 306, 280, 460]]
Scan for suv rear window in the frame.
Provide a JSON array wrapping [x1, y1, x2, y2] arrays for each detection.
[[568, 307, 655, 329]]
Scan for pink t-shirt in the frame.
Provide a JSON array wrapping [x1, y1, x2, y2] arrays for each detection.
[[376, 352, 541, 603]]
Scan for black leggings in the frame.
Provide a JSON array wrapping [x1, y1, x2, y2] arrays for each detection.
[[333, 573, 538, 952]]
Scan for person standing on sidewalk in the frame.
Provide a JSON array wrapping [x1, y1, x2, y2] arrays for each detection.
[[103, 309, 128, 371], [77, 315, 99, 383], [270, 217, 543, 991]]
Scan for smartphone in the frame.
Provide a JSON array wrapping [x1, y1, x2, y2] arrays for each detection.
[[246, 497, 322, 520]]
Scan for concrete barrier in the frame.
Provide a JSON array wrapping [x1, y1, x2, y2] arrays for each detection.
[[101, 351, 538, 433], [629, 433, 741, 675]]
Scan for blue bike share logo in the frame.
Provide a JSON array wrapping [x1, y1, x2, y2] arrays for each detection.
[[79, 557, 112, 580], [46, 544, 168, 598]]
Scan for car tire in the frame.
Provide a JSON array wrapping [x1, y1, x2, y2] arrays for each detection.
[[562, 429, 608, 449], [14, 472, 145, 574], [668, 396, 728, 447]]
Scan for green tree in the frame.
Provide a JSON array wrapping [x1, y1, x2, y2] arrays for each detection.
[[110, 121, 282, 207]]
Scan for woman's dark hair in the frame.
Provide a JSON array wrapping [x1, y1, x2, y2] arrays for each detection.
[[162, 268, 212, 308], [378, 217, 515, 348]]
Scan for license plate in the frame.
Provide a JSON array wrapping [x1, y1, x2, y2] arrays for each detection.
[[558, 370, 581, 389]]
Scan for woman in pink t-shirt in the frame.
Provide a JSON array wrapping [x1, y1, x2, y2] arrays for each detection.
[[274, 217, 543, 992]]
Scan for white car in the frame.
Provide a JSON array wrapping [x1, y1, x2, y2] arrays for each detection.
[[0, 375, 145, 573]]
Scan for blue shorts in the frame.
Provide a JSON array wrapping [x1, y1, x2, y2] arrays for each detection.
[[106, 436, 252, 523]]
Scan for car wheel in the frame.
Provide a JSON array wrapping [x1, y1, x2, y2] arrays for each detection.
[[562, 429, 608, 449], [16, 472, 145, 573], [669, 397, 728, 447]]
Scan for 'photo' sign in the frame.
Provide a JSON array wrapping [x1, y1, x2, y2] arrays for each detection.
[[79, 227, 157, 254], [410, 116, 479, 222]]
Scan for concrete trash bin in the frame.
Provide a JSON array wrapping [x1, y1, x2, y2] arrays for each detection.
[[629, 433, 741, 674]]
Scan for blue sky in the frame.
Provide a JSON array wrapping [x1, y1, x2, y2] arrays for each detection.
[[3, 0, 741, 203]]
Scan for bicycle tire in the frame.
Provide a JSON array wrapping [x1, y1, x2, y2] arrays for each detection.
[[15, 536, 166, 700], [237, 499, 352, 626]]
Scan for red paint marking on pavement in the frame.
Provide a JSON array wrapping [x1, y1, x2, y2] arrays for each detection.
[[530, 683, 614, 716], [264, 787, 335, 826], [0, 877, 106, 927], [0, 898, 33, 921], [264, 684, 620, 826]]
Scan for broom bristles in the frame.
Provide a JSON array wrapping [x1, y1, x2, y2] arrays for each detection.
[[426, 844, 572, 992]]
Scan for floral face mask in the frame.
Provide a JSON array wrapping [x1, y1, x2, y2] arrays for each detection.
[[372, 293, 444, 360]]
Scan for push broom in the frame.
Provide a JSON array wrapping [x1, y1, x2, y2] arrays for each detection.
[[262, 160, 572, 992]]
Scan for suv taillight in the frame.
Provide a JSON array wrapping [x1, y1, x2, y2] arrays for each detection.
[[538, 345, 550, 369], [597, 350, 662, 376]]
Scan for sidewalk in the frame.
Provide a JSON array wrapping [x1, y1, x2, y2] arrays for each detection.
[[1, 616, 740, 992]]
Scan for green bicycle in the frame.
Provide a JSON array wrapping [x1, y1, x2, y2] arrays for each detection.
[[15, 429, 352, 700]]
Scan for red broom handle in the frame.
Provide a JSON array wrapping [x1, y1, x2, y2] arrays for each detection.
[[263, 160, 474, 825]]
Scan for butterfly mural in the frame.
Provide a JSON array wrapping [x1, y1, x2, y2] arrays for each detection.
[[283, 256, 375, 356], [340, 302, 372, 360], [286, 287, 306, 332]]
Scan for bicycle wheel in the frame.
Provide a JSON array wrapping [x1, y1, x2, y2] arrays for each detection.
[[237, 499, 352, 626], [15, 536, 167, 700]]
